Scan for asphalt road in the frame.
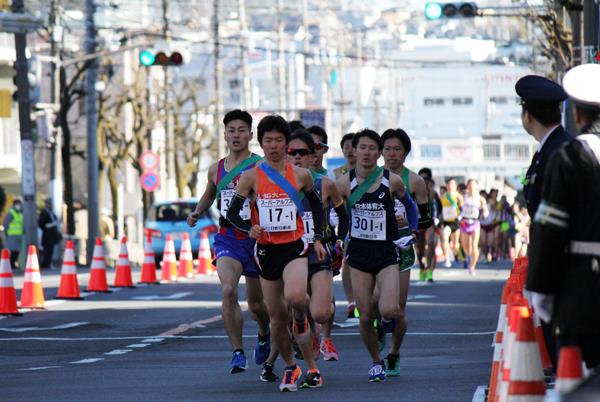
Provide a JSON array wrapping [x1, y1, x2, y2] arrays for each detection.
[[1, 261, 511, 401]]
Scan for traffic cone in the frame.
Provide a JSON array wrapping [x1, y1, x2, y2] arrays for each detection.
[[0, 249, 21, 315], [196, 229, 213, 275], [20, 245, 45, 309], [506, 315, 546, 401], [498, 303, 530, 402], [55, 240, 83, 299], [113, 236, 135, 288], [87, 237, 111, 293], [178, 233, 194, 279], [140, 235, 158, 284], [555, 346, 584, 394], [531, 313, 553, 374], [161, 234, 177, 282]]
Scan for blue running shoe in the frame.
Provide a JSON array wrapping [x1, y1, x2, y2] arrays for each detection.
[[230, 351, 248, 374], [369, 361, 386, 382], [254, 335, 271, 365]]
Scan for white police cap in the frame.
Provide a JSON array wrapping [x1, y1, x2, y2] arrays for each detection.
[[562, 64, 600, 109]]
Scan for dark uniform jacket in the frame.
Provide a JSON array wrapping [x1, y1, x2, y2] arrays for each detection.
[[526, 133, 600, 336], [523, 126, 571, 217], [38, 208, 61, 247]]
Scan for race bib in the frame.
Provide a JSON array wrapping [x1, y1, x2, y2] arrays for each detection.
[[462, 203, 479, 219], [394, 199, 407, 218], [302, 211, 314, 243], [220, 189, 250, 220], [442, 205, 458, 220], [351, 208, 386, 241], [257, 197, 297, 232]]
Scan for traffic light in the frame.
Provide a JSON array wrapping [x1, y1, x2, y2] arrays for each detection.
[[425, 2, 478, 20], [139, 50, 184, 67]]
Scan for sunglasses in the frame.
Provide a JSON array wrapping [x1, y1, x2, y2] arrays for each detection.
[[287, 148, 312, 157], [315, 142, 329, 151]]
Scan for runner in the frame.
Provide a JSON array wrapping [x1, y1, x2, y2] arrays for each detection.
[[306, 125, 330, 178], [479, 192, 499, 264], [336, 129, 419, 382], [459, 179, 488, 275], [418, 168, 443, 282], [440, 178, 463, 267], [380, 128, 432, 376], [287, 130, 349, 363], [226, 114, 327, 392], [186, 110, 276, 379], [333, 132, 358, 319]]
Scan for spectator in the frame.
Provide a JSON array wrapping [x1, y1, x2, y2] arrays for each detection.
[[3, 199, 24, 268], [38, 198, 61, 269]]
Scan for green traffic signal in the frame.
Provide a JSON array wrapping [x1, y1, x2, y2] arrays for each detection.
[[425, 2, 443, 20], [139, 50, 155, 67]]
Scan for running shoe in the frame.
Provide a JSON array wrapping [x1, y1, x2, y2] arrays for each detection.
[[254, 334, 271, 365], [381, 319, 396, 334], [320, 337, 339, 361], [346, 302, 356, 319], [369, 361, 386, 382], [375, 320, 386, 352], [300, 369, 323, 388], [419, 269, 426, 281], [469, 268, 476, 276], [293, 316, 311, 344], [279, 365, 302, 392], [260, 362, 279, 382], [444, 259, 452, 268], [385, 353, 400, 376], [311, 323, 321, 361], [426, 268, 434, 283], [229, 351, 248, 374]]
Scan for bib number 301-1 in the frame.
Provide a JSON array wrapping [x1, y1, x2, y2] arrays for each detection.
[[351, 209, 386, 240], [257, 198, 297, 232]]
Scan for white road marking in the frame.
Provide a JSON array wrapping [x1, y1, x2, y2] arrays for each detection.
[[104, 349, 133, 355], [70, 358, 105, 364], [142, 338, 165, 343], [17, 366, 62, 371], [0, 322, 90, 333], [410, 294, 436, 300], [131, 292, 193, 301], [125, 343, 151, 348]]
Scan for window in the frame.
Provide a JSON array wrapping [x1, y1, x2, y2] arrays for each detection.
[[504, 144, 529, 160], [490, 96, 508, 104], [483, 144, 500, 160], [452, 97, 473, 105], [424, 98, 444, 106], [420, 145, 442, 159]]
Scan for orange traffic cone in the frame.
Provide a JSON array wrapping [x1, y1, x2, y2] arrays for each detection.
[[87, 237, 111, 293], [178, 233, 194, 279], [0, 249, 21, 315], [56, 240, 83, 299], [113, 237, 135, 288], [196, 229, 213, 275], [555, 346, 584, 394], [498, 302, 529, 401], [506, 315, 546, 401], [20, 245, 45, 309], [161, 234, 177, 282], [531, 313, 553, 373], [140, 235, 158, 284]]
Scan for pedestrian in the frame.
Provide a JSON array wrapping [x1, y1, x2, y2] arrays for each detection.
[[335, 129, 419, 382], [226, 114, 327, 392], [38, 198, 61, 269], [380, 128, 432, 375], [3, 199, 24, 268], [186, 109, 276, 380], [526, 63, 600, 369]]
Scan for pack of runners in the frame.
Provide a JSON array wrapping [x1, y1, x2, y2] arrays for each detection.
[[187, 109, 520, 392]]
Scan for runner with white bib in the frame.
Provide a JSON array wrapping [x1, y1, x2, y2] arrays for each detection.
[[459, 179, 488, 275]]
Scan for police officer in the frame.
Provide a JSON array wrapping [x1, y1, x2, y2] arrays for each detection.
[[526, 64, 600, 370], [516, 75, 571, 219], [3, 199, 23, 268]]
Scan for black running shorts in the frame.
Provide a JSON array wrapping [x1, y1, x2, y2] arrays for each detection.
[[346, 238, 399, 275], [254, 239, 307, 281]]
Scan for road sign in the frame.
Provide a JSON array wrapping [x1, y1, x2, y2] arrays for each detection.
[[140, 151, 159, 170], [141, 171, 160, 192], [299, 109, 326, 128]]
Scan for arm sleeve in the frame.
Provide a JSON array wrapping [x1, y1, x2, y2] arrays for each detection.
[[526, 147, 570, 294], [398, 191, 418, 231], [225, 193, 252, 233], [334, 202, 349, 241], [417, 202, 432, 229], [304, 187, 325, 240]]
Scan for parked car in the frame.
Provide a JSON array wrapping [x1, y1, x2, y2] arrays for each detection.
[[144, 199, 218, 265]]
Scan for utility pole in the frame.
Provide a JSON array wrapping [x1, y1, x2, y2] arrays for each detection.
[[277, 0, 286, 116], [49, 0, 63, 223], [239, 0, 251, 109], [85, 0, 99, 264], [162, 0, 176, 196], [213, 0, 223, 158], [11, 0, 37, 248]]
